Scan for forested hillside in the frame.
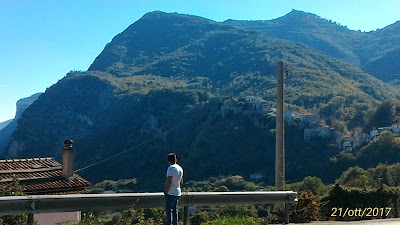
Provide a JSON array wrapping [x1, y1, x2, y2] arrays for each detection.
[[224, 10, 400, 83], [4, 11, 400, 189]]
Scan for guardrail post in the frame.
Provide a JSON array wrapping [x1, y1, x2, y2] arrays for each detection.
[[183, 206, 189, 225], [394, 195, 398, 218], [27, 213, 33, 225], [284, 203, 289, 224]]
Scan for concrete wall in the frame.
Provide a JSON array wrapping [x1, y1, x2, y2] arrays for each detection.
[[34, 211, 80, 225]]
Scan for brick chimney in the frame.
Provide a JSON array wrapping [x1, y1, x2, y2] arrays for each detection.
[[62, 139, 74, 179]]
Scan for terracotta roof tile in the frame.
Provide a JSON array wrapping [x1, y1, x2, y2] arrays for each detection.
[[0, 158, 91, 195]]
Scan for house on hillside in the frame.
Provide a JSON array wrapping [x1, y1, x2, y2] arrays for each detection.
[[0, 140, 91, 225], [370, 129, 379, 139], [341, 136, 353, 151], [331, 132, 372, 151], [244, 96, 265, 104], [378, 127, 392, 133], [285, 110, 320, 128], [353, 133, 372, 149], [244, 96, 271, 116], [369, 123, 400, 139], [390, 123, 400, 136]]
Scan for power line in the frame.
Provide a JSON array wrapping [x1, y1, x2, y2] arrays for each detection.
[[74, 128, 173, 173]]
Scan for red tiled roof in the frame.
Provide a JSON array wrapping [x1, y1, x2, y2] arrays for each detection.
[[0, 158, 91, 195]]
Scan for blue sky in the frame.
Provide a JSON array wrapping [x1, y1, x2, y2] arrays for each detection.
[[0, 0, 399, 122]]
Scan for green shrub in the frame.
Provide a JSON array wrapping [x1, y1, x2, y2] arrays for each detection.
[[290, 191, 319, 223], [200, 216, 269, 225]]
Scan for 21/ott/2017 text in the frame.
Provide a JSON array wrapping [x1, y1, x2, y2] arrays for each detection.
[[331, 207, 392, 217]]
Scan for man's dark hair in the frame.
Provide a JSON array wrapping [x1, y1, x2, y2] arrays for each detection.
[[168, 153, 177, 163]]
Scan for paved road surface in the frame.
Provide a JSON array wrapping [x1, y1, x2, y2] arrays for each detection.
[[290, 218, 400, 224]]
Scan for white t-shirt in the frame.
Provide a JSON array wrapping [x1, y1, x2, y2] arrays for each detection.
[[166, 164, 183, 196]]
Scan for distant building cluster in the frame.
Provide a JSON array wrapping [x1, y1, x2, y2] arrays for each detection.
[[285, 109, 400, 151], [243, 96, 273, 116], [220, 96, 275, 117], [221, 96, 399, 152], [370, 123, 400, 138]]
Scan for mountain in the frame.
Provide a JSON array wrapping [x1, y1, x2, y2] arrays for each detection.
[[4, 11, 400, 188], [88, 11, 276, 80], [224, 10, 400, 83], [0, 93, 41, 155], [0, 120, 12, 131], [87, 11, 399, 102]]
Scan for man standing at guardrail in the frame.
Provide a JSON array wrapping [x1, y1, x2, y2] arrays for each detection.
[[164, 153, 184, 225]]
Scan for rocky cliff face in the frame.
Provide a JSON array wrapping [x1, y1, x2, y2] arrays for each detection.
[[15, 93, 43, 120], [0, 120, 12, 131], [0, 93, 41, 155]]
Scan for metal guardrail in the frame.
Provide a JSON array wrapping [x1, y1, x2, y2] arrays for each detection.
[[0, 191, 298, 224]]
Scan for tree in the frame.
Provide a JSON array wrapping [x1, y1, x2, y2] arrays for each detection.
[[336, 166, 368, 188], [245, 182, 257, 191], [288, 176, 328, 196], [0, 177, 30, 225], [300, 176, 328, 196], [364, 101, 396, 132]]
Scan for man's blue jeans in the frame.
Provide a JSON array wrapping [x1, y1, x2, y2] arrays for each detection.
[[165, 194, 180, 225]]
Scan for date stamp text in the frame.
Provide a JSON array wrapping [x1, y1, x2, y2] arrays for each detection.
[[331, 207, 391, 218]]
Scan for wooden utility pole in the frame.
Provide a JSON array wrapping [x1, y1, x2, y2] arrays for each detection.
[[276, 60, 285, 191]]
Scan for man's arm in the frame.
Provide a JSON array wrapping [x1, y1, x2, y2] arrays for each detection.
[[164, 176, 172, 194]]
